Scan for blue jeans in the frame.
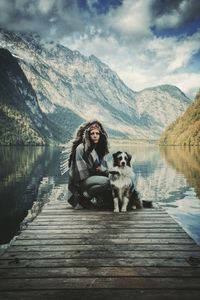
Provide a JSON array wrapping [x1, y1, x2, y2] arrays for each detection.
[[80, 175, 110, 197], [80, 175, 112, 208]]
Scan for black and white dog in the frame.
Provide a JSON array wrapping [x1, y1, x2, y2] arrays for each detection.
[[109, 151, 142, 213]]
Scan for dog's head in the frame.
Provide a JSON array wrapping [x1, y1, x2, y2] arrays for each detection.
[[112, 151, 132, 167]]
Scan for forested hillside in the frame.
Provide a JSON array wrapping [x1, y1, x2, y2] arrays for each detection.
[[160, 91, 200, 146]]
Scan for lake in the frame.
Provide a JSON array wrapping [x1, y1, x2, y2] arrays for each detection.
[[0, 144, 200, 250]]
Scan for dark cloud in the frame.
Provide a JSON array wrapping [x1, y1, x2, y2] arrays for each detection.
[[0, 0, 90, 38], [0, 0, 123, 39], [152, 0, 200, 28]]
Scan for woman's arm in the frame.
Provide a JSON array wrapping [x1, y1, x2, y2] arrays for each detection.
[[75, 144, 90, 181]]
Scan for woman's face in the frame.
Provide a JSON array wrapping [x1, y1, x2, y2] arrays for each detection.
[[90, 129, 100, 144]]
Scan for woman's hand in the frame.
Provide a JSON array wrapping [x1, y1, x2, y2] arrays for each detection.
[[96, 166, 102, 172], [96, 165, 109, 177]]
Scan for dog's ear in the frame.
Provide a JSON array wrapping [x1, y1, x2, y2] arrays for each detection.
[[112, 151, 121, 158], [126, 152, 132, 167], [112, 151, 121, 166]]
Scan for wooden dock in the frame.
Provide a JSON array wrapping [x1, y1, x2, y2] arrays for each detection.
[[0, 201, 200, 300]]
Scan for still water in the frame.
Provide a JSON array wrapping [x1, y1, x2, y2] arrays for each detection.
[[0, 145, 200, 250]]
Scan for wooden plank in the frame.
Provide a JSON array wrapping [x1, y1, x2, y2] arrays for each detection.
[[0, 203, 199, 299], [10, 242, 200, 251], [1, 290, 200, 300], [1, 250, 198, 260], [41, 209, 166, 213], [28, 225, 185, 232], [30, 219, 179, 225], [42, 212, 167, 216], [30, 222, 180, 228], [0, 277, 200, 290], [0, 257, 194, 268], [17, 231, 194, 241], [1, 266, 200, 279], [14, 236, 195, 244], [36, 215, 176, 222], [21, 230, 189, 238]]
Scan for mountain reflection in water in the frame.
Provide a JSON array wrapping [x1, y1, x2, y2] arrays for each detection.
[[160, 146, 200, 199], [0, 146, 67, 249], [159, 146, 200, 245], [0, 144, 200, 249]]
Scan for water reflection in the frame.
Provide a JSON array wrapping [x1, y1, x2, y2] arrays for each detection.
[[110, 144, 189, 204], [0, 147, 67, 248], [160, 146, 200, 198], [110, 144, 200, 245], [0, 145, 200, 248], [159, 146, 200, 245]]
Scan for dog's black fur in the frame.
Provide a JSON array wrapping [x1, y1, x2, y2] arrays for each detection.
[[109, 151, 142, 212]]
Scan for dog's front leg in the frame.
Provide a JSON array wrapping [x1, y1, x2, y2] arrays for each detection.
[[113, 197, 119, 212], [112, 189, 119, 213], [121, 196, 129, 212]]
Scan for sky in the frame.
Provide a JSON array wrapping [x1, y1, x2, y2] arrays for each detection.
[[0, 0, 200, 99]]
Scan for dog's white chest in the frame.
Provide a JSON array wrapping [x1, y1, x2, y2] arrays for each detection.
[[110, 167, 132, 189], [113, 176, 131, 189]]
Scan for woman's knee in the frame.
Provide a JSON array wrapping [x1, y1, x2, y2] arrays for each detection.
[[84, 176, 109, 187], [80, 176, 110, 192]]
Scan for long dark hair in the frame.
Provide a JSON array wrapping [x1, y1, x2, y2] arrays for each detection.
[[68, 120, 109, 167]]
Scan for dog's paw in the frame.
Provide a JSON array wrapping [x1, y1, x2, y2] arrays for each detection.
[[113, 208, 119, 213], [121, 207, 127, 212]]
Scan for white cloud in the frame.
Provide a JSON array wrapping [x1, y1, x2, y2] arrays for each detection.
[[38, 0, 55, 14], [163, 73, 200, 98], [154, 0, 200, 29], [147, 31, 200, 72], [104, 0, 153, 38]]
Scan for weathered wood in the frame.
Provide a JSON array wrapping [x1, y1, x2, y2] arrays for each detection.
[[9, 242, 200, 251], [28, 224, 185, 232], [2, 288, 200, 300], [0, 203, 200, 298], [2, 249, 199, 259], [1, 290, 200, 300], [1, 289, 200, 300], [1, 277, 200, 290], [36, 217, 177, 223], [16, 235, 195, 244], [30, 222, 180, 228], [0, 257, 194, 268], [20, 230, 189, 238], [1, 266, 200, 279], [42, 211, 167, 216], [41, 209, 166, 214], [23, 225, 184, 231]]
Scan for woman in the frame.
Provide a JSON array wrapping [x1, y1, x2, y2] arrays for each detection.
[[67, 120, 111, 209]]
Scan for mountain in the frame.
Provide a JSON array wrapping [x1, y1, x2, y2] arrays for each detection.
[[0, 29, 192, 144], [0, 48, 50, 145], [159, 91, 200, 145]]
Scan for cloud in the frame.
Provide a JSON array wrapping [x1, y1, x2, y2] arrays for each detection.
[[103, 0, 153, 39], [0, 0, 88, 37], [146, 31, 200, 72], [152, 0, 200, 29], [0, 0, 199, 98]]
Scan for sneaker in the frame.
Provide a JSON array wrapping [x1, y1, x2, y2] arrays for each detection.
[[90, 197, 98, 205]]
